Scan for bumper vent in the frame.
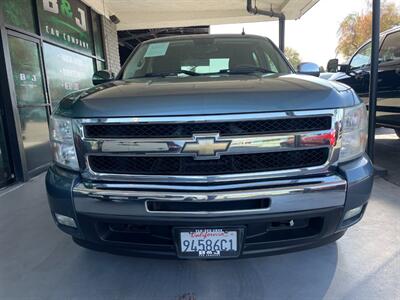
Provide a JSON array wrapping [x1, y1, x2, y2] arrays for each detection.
[[147, 199, 270, 213]]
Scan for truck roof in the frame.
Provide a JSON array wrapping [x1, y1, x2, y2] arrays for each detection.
[[140, 34, 269, 44], [381, 25, 400, 36]]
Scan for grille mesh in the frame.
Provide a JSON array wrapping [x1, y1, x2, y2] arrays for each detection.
[[88, 148, 329, 176], [84, 116, 331, 138]]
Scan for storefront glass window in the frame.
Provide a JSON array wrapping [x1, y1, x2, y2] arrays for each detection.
[[43, 43, 94, 107], [37, 0, 93, 55], [9, 38, 46, 106], [18, 107, 51, 171], [8, 36, 51, 172], [2, 0, 111, 182], [1, 0, 36, 33], [96, 60, 106, 71], [92, 11, 104, 59]]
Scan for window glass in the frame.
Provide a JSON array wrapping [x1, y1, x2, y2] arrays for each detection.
[[43, 43, 94, 107], [92, 11, 105, 59], [18, 107, 51, 171], [123, 45, 150, 79], [122, 37, 292, 79], [37, 0, 93, 55], [8, 37, 46, 106], [264, 53, 279, 73], [8, 36, 51, 172], [380, 31, 400, 63], [96, 60, 106, 71], [1, 0, 36, 33], [181, 58, 230, 74], [350, 42, 371, 69]]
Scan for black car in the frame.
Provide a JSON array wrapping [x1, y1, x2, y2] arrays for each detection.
[[326, 26, 400, 137]]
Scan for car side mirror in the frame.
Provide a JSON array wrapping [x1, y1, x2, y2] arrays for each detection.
[[92, 70, 115, 85], [297, 62, 320, 77], [327, 59, 339, 72], [339, 64, 351, 74]]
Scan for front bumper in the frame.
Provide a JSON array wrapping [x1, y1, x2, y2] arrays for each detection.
[[46, 154, 374, 258]]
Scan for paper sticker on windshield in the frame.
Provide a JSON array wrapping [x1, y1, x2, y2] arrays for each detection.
[[144, 42, 169, 58]]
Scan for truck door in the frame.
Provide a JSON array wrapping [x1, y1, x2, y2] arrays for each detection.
[[340, 42, 371, 97], [376, 30, 400, 128]]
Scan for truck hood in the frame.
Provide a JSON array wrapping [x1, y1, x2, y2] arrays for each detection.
[[58, 74, 357, 118]]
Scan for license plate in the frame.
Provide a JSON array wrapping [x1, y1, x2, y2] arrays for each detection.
[[175, 228, 243, 258]]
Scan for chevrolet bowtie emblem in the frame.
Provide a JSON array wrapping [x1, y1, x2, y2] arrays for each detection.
[[182, 134, 231, 160]]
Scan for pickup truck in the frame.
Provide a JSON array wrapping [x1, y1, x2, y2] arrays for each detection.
[[326, 26, 400, 137], [46, 34, 374, 259]]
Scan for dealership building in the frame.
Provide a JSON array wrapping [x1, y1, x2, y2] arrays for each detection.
[[0, 0, 121, 188]]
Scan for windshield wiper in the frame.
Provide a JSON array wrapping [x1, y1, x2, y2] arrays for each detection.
[[139, 70, 200, 78], [219, 67, 276, 75], [131, 67, 275, 79]]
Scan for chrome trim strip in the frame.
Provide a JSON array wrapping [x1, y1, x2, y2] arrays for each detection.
[[73, 175, 346, 216], [79, 177, 329, 191], [74, 109, 344, 183], [77, 109, 336, 125], [83, 162, 333, 183], [83, 130, 334, 157]]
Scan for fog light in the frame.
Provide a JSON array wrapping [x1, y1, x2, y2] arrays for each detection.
[[343, 206, 363, 221], [55, 213, 77, 228]]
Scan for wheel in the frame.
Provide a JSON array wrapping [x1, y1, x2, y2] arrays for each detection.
[[395, 129, 400, 138]]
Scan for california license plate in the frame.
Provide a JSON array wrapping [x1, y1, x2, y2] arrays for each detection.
[[175, 228, 243, 258]]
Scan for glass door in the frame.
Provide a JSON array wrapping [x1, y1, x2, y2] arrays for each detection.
[[7, 34, 51, 174]]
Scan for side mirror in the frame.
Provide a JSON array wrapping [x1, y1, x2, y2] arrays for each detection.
[[327, 59, 339, 72], [297, 62, 320, 77], [339, 64, 351, 74], [92, 70, 114, 85]]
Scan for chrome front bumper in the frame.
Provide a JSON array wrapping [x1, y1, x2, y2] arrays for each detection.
[[73, 174, 346, 217], [46, 155, 373, 258]]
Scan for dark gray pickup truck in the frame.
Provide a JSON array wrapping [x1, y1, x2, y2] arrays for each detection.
[[46, 34, 373, 259]]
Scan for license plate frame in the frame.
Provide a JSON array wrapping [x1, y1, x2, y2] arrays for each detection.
[[173, 227, 245, 259]]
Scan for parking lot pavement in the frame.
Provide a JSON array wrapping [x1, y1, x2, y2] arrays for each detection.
[[0, 172, 399, 300], [375, 128, 400, 186]]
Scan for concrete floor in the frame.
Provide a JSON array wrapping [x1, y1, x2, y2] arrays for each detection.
[[375, 128, 400, 186], [0, 134, 399, 300]]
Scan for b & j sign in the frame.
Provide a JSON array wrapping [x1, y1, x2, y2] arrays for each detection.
[[38, 0, 93, 54]]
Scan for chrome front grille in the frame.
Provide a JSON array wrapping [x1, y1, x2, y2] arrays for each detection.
[[74, 109, 343, 183]]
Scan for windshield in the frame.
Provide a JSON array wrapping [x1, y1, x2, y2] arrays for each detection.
[[121, 36, 292, 79]]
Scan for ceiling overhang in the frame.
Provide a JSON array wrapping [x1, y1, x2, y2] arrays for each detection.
[[83, 0, 319, 30]]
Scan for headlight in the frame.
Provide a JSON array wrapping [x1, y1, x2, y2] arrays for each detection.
[[338, 103, 368, 162], [49, 116, 79, 170]]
